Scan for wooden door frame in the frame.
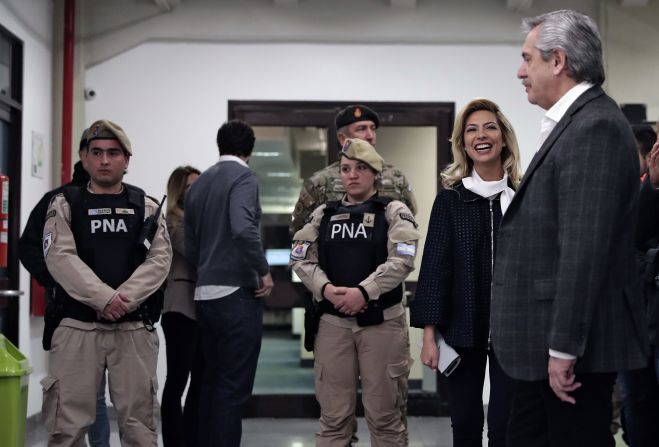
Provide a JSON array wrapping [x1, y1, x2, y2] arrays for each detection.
[[229, 100, 454, 193]]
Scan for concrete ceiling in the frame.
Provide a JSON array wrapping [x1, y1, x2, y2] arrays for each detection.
[[77, 0, 656, 68]]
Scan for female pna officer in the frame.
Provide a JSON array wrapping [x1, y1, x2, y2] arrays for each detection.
[[291, 138, 420, 446]]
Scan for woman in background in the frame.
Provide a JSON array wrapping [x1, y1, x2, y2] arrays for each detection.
[[410, 98, 522, 447], [161, 165, 202, 447]]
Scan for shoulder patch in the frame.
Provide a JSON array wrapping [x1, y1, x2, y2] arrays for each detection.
[[43, 232, 53, 258], [290, 241, 311, 262], [399, 212, 418, 228]]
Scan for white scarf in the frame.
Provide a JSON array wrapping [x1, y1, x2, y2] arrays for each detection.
[[462, 169, 515, 215]]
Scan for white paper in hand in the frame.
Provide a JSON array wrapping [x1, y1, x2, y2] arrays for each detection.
[[437, 332, 461, 377]]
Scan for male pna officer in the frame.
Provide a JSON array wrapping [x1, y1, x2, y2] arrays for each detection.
[[41, 119, 172, 447]]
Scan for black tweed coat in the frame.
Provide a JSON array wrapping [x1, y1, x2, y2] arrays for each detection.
[[410, 183, 503, 349]]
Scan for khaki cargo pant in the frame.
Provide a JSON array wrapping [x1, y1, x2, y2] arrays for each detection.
[[41, 323, 159, 447], [314, 314, 411, 447]]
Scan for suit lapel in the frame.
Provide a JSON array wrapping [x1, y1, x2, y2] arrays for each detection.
[[503, 86, 605, 220]]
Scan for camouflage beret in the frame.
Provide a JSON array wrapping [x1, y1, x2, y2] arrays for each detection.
[[335, 104, 380, 130], [87, 119, 132, 155], [340, 138, 384, 173]]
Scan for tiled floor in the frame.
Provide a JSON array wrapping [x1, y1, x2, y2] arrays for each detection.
[[25, 416, 629, 446], [25, 416, 451, 447], [25, 331, 630, 446], [252, 330, 315, 394]]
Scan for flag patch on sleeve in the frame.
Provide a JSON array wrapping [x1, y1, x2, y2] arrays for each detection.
[[396, 242, 416, 257]]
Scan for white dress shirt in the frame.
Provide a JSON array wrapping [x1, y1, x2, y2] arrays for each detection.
[[537, 82, 594, 151]]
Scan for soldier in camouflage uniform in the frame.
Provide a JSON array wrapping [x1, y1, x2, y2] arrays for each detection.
[[290, 104, 417, 234]]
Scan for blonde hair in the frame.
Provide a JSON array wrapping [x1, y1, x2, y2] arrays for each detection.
[[441, 98, 522, 189], [166, 165, 201, 217]]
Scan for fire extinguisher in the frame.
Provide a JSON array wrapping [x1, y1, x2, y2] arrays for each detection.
[[0, 173, 8, 268]]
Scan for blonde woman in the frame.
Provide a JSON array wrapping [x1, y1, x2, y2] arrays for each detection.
[[161, 165, 201, 447], [410, 98, 522, 447]]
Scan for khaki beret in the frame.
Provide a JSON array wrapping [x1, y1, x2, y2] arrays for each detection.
[[78, 128, 88, 151], [335, 104, 380, 130], [340, 138, 384, 173], [87, 120, 132, 155]]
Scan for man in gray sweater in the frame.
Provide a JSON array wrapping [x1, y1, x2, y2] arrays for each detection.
[[185, 119, 273, 447]]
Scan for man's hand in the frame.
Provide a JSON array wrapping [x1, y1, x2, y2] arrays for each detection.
[[646, 139, 659, 188], [421, 326, 439, 371], [101, 293, 130, 321], [255, 273, 274, 297], [334, 287, 367, 316], [548, 356, 581, 404]]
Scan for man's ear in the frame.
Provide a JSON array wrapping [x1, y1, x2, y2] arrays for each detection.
[[552, 49, 568, 76], [337, 132, 347, 146]]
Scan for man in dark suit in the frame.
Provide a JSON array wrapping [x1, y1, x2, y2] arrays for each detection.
[[490, 10, 649, 447]]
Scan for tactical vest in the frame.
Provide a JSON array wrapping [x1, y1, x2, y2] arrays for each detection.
[[54, 184, 148, 323], [317, 195, 402, 318]]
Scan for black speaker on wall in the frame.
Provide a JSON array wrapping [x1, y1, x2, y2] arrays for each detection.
[[621, 103, 647, 124]]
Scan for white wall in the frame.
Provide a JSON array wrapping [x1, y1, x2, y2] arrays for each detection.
[[604, 1, 659, 122], [85, 41, 545, 200], [0, 0, 55, 417], [377, 126, 437, 281]]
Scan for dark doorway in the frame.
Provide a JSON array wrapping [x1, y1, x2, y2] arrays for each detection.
[[0, 24, 23, 345], [229, 100, 454, 418]]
